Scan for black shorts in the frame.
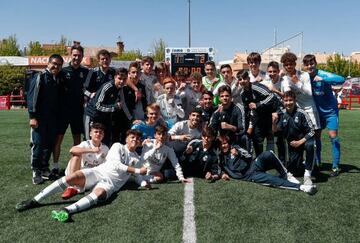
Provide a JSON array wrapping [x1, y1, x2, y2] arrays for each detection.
[[57, 113, 84, 135]]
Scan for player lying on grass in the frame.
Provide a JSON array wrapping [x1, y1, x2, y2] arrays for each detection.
[[61, 122, 109, 200], [16, 129, 147, 222], [136, 124, 190, 188], [217, 135, 317, 195]]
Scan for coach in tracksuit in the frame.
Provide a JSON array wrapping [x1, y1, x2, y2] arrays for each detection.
[[84, 68, 130, 146], [238, 70, 276, 157], [53, 45, 89, 176], [275, 90, 315, 184], [27, 54, 64, 185]]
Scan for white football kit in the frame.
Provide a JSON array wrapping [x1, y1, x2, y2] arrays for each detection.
[[81, 143, 140, 199], [139, 139, 184, 182], [65, 140, 109, 175]]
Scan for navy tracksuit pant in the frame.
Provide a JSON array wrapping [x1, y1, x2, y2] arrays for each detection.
[[30, 118, 57, 171], [244, 151, 300, 190]]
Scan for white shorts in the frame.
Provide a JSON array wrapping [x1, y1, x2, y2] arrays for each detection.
[[81, 168, 116, 200], [304, 106, 320, 130]]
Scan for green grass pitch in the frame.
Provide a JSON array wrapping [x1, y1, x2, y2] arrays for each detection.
[[0, 110, 359, 242]]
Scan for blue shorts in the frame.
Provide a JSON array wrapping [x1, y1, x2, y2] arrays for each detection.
[[320, 114, 339, 131]]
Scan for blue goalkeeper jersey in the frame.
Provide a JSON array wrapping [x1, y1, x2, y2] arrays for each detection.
[[310, 70, 344, 117]]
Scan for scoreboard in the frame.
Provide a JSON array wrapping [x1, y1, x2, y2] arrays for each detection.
[[165, 47, 214, 76]]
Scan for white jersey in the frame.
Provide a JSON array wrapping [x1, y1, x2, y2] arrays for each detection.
[[92, 143, 141, 191], [168, 120, 202, 154], [156, 93, 185, 127], [281, 70, 320, 129], [140, 139, 184, 180], [261, 77, 282, 92], [65, 140, 109, 175], [249, 70, 267, 83]]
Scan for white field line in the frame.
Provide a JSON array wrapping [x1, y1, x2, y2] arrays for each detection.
[[182, 178, 196, 243]]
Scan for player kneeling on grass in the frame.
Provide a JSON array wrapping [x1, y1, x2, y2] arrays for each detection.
[[137, 124, 190, 188], [62, 122, 109, 200], [217, 135, 317, 195], [16, 129, 147, 222]]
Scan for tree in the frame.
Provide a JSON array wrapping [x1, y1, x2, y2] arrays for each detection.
[[0, 64, 26, 95], [150, 38, 166, 62], [0, 35, 21, 56], [113, 49, 143, 61], [27, 41, 44, 56], [317, 54, 360, 78], [43, 35, 69, 56]]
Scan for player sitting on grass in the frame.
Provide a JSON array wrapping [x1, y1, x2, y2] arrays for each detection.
[[181, 126, 221, 181], [217, 135, 317, 195], [61, 122, 109, 200], [16, 129, 147, 223], [136, 124, 190, 188]]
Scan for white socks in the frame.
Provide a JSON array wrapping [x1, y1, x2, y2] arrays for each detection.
[[304, 169, 311, 177], [65, 192, 98, 214], [34, 177, 68, 202]]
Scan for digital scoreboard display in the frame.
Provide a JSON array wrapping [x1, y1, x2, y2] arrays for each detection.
[[165, 47, 214, 76]]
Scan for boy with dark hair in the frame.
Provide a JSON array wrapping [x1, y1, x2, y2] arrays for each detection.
[[246, 52, 266, 83], [84, 68, 129, 146], [202, 61, 224, 105], [274, 91, 315, 185], [217, 135, 317, 195], [238, 70, 276, 156], [280, 52, 320, 130], [198, 91, 215, 126], [178, 72, 203, 118], [262, 61, 286, 162], [137, 124, 189, 188], [168, 107, 203, 155], [124, 62, 147, 120], [303, 54, 345, 176], [62, 123, 109, 200], [28, 54, 64, 184], [182, 127, 221, 180], [139, 56, 158, 104], [84, 49, 115, 100], [209, 85, 246, 146], [220, 64, 242, 104], [16, 130, 147, 222]]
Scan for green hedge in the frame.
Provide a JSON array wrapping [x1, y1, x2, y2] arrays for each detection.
[[0, 65, 26, 95]]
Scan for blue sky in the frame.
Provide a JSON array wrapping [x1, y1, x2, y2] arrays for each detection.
[[1, 0, 359, 61]]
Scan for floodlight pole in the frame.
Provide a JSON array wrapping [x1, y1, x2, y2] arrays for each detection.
[[188, 0, 191, 47]]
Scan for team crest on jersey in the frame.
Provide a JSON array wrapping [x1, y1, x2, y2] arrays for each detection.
[[79, 72, 84, 78], [295, 116, 299, 123], [66, 72, 71, 79]]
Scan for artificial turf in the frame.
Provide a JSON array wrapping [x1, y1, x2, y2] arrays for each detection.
[[1, 110, 359, 242]]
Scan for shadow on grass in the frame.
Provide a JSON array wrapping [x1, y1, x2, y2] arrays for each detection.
[[313, 162, 360, 183]]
